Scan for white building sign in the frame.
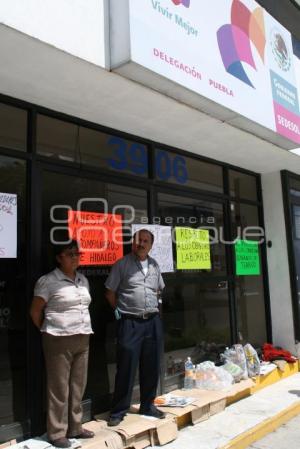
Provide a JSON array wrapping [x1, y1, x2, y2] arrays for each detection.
[[112, 0, 300, 145]]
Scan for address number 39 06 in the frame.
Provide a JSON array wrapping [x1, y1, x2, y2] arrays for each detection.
[[107, 137, 188, 184]]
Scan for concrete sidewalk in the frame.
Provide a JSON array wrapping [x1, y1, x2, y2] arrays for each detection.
[[247, 413, 300, 449], [4, 372, 300, 449], [152, 373, 300, 449]]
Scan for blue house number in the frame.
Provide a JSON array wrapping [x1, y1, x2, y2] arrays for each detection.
[[155, 150, 188, 184], [107, 137, 188, 184]]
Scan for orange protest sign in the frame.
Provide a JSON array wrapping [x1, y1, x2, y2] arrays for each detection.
[[68, 210, 123, 266]]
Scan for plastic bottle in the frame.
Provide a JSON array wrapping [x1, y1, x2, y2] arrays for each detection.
[[183, 357, 194, 389]]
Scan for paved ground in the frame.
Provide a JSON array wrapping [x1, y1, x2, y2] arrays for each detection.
[[6, 373, 300, 449], [152, 373, 300, 449], [247, 413, 300, 448]]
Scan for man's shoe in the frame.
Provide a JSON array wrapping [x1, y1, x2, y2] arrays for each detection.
[[49, 438, 71, 448], [139, 405, 165, 419], [68, 428, 95, 439], [108, 416, 123, 427]]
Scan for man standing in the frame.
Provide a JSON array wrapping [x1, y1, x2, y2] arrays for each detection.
[[105, 229, 165, 426]]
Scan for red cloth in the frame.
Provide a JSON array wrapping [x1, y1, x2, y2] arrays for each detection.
[[262, 343, 297, 363]]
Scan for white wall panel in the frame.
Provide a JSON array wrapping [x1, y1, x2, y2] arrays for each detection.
[[0, 0, 108, 67], [262, 171, 296, 352]]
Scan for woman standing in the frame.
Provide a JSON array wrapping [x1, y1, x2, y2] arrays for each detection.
[[30, 240, 94, 448]]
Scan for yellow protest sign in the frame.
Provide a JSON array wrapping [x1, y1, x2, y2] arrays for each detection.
[[175, 227, 211, 270]]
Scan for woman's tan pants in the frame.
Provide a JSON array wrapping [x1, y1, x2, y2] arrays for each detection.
[[42, 333, 90, 441]]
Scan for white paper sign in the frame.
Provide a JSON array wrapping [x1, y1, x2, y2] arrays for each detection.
[[132, 224, 174, 273], [0, 193, 17, 258]]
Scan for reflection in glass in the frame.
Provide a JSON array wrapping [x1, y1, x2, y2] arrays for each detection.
[[155, 149, 223, 192], [37, 115, 79, 162], [158, 192, 226, 274], [80, 129, 148, 178], [235, 277, 266, 345], [0, 103, 27, 152], [229, 170, 258, 201], [290, 186, 300, 328], [37, 116, 148, 178], [231, 202, 260, 240]]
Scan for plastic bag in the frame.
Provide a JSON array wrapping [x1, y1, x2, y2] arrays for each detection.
[[221, 344, 248, 380], [222, 361, 244, 382], [195, 361, 233, 390], [244, 343, 260, 377]]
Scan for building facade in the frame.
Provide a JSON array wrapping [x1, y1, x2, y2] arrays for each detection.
[[0, 0, 300, 443]]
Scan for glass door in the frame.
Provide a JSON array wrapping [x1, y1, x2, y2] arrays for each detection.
[[156, 191, 231, 391], [0, 156, 27, 441], [230, 202, 267, 346], [287, 179, 300, 338], [291, 201, 300, 297], [39, 167, 148, 417]]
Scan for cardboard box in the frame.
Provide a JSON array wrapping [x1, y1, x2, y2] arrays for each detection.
[[100, 413, 177, 449], [209, 397, 226, 416], [149, 417, 178, 446], [81, 429, 123, 449], [108, 414, 154, 449], [169, 389, 227, 425], [226, 378, 255, 405], [82, 420, 108, 434], [132, 388, 227, 427], [155, 397, 210, 426], [82, 420, 123, 449]]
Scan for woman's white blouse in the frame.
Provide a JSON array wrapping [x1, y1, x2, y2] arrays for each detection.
[[34, 268, 93, 336]]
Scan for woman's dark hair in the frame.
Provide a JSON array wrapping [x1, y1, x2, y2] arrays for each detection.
[[53, 236, 79, 267], [54, 239, 79, 257]]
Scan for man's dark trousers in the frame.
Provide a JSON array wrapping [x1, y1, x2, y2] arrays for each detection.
[[110, 314, 163, 419]]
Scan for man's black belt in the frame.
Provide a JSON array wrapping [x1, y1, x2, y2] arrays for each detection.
[[121, 312, 159, 320]]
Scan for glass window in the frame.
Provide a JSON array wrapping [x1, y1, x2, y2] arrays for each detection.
[[37, 116, 149, 177], [230, 202, 260, 238], [155, 149, 223, 192], [229, 170, 258, 201], [0, 156, 27, 426], [37, 115, 79, 162], [79, 128, 148, 178], [290, 176, 300, 193], [0, 103, 27, 152], [157, 192, 226, 274], [106, 184, 148, 225], [231, 202, 267, 346]]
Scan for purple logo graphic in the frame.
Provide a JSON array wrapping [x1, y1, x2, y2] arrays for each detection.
[[217, 0, 266, 88], [171, 0, 190, 7]]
